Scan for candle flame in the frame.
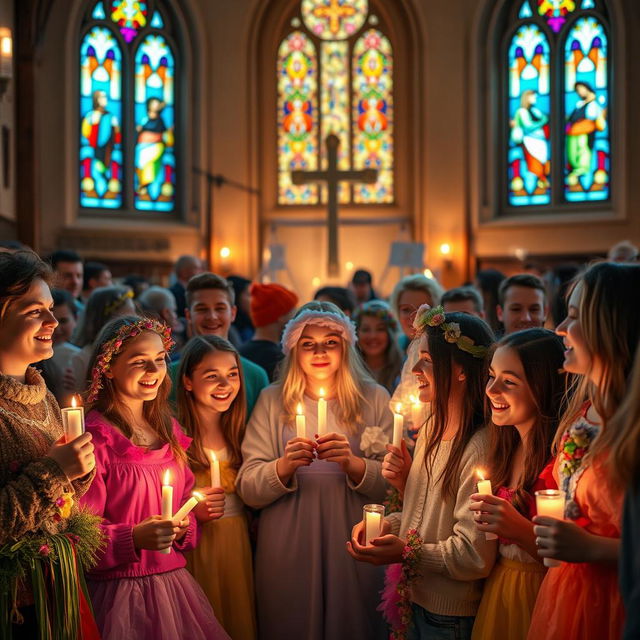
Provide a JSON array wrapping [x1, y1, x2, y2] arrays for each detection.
[[319, 388, 325, 398], [163, 469, 171, 486], [210, 450, 217, 464], [71, 395, 78, 408], [476, 469, 486, 481], [395, 402, 402, 414], [192, 491, 205, 501], [296, 403, 303, 415]]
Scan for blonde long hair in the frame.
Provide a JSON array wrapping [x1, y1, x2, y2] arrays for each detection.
[[278, 301, 375, 434], [554, 263, 640, 464]]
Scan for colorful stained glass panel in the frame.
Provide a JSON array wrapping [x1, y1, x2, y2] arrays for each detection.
[[518, 1, 533, 19], [507, 24, 551, 206], [352, 29, 393, 203], [537, 0, 577, 33], [133, 34, 176, 211], [278, 31, 319, 205], [320, 41, 350, 203], [301, 0, 368, 41], [92, 1, 107, 20], [110, 0, 148, 43], [79, 27, 123, 209], [564, 17, 609, 201]]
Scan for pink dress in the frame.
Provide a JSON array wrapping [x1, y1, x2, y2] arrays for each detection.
[[80, 411, 229, 640]]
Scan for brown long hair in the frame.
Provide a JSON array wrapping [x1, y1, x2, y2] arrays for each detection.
[[176, 335, 246, 471], [0, 250, 52, 320], [421, 312, 495, 498], [488, 329, 567, 514], [554, 263, 640, 466], [86, 315, 186, 463]]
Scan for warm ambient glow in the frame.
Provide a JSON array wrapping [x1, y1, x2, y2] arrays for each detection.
[[219, 246, 231, 259], [439, 243, 451, 256], [476, 469, 486, 482], [345, 261, 354, 271], [395, 402, 402, 414], [71, 394, 78, 408], [311, 276, 321, 288], [296, 403, 304, 415], [423, 269, 434, 279], [319, 388, 325, 398], [163, 469, 171, 485], [0, 35, 11, 57]]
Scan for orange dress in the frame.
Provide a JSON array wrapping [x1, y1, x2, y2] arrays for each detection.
[[527, 413, 624, 639]]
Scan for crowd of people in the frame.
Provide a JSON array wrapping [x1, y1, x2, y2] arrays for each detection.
[[0, 240, 639, 640]]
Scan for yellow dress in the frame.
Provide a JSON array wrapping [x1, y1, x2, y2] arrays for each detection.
[[186, 450, 257, 640]]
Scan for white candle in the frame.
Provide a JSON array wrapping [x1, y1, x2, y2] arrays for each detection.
[[317, 388, 327, 436], [61, 396, 85, 441], [362, 503, 385, 545], [476, 469, 497, 540], [410, 395, 423, 429], [173, 491, 205, 523], [296, 403, 306, 439], [535, 490, 566, 568], [160, 469, 173, 554], [210, 450, 221, 488], [392, 403, 403, 449]]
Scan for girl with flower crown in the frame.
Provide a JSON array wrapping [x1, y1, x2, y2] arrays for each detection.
[[79, 315, 229, 640], [468, 329, 566, 640], [527, 262, 640, 640], [236, 300, 393, 640], [348, 307, 496, 640], [176, 335, 257, 640], [0, 250, 99, 640]]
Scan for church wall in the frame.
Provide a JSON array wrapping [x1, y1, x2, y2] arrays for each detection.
[[0, 0, 15, 234]]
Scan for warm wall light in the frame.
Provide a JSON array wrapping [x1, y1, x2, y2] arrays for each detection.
[[0, 27, 12, 99], [219, 246, 231, 259], [311, 276, 321, 288], [345, 261, 354, 271], [439, 243, 451, 256]]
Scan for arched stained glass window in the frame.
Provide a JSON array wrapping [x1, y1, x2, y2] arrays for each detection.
[[504, 0, 611, 209], [79, 0, 180, 215], [277, 0, 395, 205]]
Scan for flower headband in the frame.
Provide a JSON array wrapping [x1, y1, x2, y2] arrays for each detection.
[[353, 304, 398, 333], [281, 310, 357, 355], [87, 318, 175, 402], [104, 289, 134, 317], [413, 304, 488, 359]]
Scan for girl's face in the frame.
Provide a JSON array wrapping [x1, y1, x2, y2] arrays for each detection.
[[486, 345, 537, 433], [296, 324, 343, 384], [357, 315, 390, 359], [398, 289, 432, 339], [411, 335, 435, 403], [52, 302, 76, 345], [183, 350, 240, 413], [106, 332, 167, 404], [0, 279, 58, 372], [555, 281, 594, 378]]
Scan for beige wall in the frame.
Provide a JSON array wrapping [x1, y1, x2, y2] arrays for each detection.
[[30, 0, 639, 298]]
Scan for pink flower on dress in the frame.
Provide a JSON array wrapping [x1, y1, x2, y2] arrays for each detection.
[[38, 544, 50, 556]]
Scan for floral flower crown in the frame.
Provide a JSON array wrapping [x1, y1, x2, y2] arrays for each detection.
[[413, 304, 488, 359], [87, 318, 174, 403], [103, 289, 134, 317], [353, 304, 399, 332]]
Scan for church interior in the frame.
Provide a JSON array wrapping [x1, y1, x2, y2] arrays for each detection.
[[0, 0, 638, 298]]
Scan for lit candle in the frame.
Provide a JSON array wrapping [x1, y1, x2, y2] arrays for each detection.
[[410, 395, 423, 429], [173, 491, 205, 523], [535, 489, 566, 568], [61, 395, 85, 441], [476, 469, 498, 541], [210, 450, 221, 488], [160, 470, 173, 554], [317, 388, 327, 436], [0, 28, 12, 79], [363, 503, 385, 544], [296, 403, 306, 439], [392, 403, 403, 449]]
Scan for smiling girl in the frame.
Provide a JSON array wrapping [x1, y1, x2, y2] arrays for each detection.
[[469, 329, 566, 640], [79, 315, 228, 640], [0, 251, 99, 639], [236, 301, 393, 640], [527, 262, 640, 640], [350, 307, 496, 640], [177, 335, 256, 640]]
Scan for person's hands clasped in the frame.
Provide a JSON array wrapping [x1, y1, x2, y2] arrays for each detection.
[[47, 432, 95, 481], [316, 432, 365, 483], [132, 515, 180, 551], [194, 486, 225, 523], [382, 440, 412, 494], [346, 519, 403, 565], [469, 493, 532, 540], [276, 436, 316, 484]]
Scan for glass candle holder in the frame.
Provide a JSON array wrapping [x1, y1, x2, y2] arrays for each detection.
[[535, 489, 566, 568], [362, 503, 385, 545]]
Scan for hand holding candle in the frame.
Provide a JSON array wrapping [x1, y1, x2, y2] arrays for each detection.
[[534, 489, 566, 567], [62, 395, 85, 441], [209, 450, 221, 488], [362, 504, 385, 545], [160, 470, 173, 554], [475, 469, 498, 540], [296, 403, 306, 439], [392, 403, 404, 449], [317, 389, 327, 436]]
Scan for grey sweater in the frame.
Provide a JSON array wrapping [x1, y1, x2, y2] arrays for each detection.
[[387, 427, 497, 617]]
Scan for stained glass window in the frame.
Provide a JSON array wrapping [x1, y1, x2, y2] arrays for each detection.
[[278, 1, 394, 206], [80, 1, 180, 215], [504, 0, 611, 209]]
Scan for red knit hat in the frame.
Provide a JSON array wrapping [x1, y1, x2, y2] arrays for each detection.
[[249, 283, 298, 328]]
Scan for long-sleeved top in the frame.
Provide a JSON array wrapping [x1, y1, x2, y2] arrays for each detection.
[[0, 367, 94, 545], [386, 426, 496, 617], [81, 410, 199, 580], [621, 479, 640, 640]]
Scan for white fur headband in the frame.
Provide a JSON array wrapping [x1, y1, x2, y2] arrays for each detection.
[[281, 310, 358, 355]]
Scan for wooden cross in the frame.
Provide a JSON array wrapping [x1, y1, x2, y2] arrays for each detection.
[[292, 133, 377, 277], [312, 0, 356, 37]]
